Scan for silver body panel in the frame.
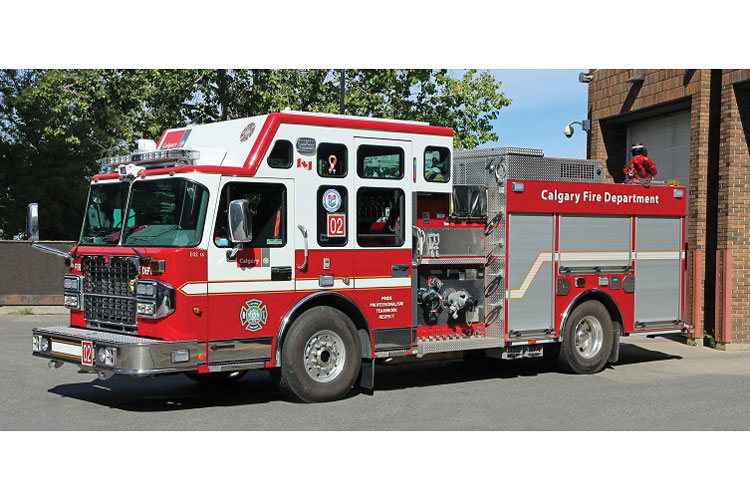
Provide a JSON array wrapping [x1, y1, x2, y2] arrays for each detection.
[[634, 217, 683, 324], [507, 214, 555, 334], [453, 147, 605, 185], [418, 227, 485, 257], [207, 338, 273, 365], [558, 215, 632, 270]]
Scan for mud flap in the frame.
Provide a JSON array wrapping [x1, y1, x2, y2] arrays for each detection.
[[359, 358, 375, 394], [608, 322, 621, 364]]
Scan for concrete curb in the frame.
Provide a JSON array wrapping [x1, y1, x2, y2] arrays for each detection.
[[716, 343, 750, 352]]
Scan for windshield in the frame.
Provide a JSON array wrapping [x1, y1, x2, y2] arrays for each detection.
[[123, 178, 209, 247], [80, 182, 130, 245], [79, 178, 209, 247]]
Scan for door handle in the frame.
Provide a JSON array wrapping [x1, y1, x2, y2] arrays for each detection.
[[297, 224, 308, 271], [272, 266, 292, 281], [392, 264, 409, 277]]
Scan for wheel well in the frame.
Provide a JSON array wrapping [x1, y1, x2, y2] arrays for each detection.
[[561, 290, 624, 336], [274, 293, 371, 366]]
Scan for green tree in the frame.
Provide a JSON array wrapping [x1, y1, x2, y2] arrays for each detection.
[[0, 69, 510, 239], [0, 69, 145, 239]]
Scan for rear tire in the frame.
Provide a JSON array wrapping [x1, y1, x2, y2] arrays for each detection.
[[279, 306, 361, 402], [558, 300, 613, 374]]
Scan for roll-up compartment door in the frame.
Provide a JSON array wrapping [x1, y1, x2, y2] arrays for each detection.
[[507, 214, 554, 335], [634, 217, 682, 326], [558, 215, 631, 273]]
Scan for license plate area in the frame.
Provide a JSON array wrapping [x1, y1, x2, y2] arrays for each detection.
[[81, 340, 94, 366]]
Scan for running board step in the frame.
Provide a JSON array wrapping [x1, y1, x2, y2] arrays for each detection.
[[207, 360, 266, 372], [416, 337, 504, 356]]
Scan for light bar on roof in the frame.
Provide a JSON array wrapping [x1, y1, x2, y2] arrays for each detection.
[[96, 149, 200, 171]]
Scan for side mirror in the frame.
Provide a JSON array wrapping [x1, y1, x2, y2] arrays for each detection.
[[26, 203, 39, 241], [228, 199, 252, 243]]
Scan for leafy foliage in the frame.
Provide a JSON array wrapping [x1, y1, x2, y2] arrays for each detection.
[[0, 69, 509, 239]]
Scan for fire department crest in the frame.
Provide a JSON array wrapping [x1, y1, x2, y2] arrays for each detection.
[[239, 122, 256, 142], [239, 299, 267, 332], [322, 189, 342, 213]]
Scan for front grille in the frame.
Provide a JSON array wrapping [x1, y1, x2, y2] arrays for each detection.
[[82, 255, 139, 297], [81, 255, 139, 328], [83, 295, 136, 326]]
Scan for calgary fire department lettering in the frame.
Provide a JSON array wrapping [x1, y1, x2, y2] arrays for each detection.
[[541, 189, 660, 205]]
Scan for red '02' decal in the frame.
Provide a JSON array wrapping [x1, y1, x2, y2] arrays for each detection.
[[81, 341, 93, 366], [327, 214, 346, 237]]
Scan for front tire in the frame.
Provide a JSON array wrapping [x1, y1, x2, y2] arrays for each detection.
[[279, 306, 361, 402], [558, 300, 613, 374]]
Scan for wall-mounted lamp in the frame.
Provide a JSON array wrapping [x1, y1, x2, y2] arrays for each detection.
[[627, 73, 645, 84], [579, 72, 594, 83], [564, 120, 591, 139]]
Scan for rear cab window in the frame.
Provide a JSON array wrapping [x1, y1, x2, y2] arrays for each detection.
[[357, 144, 404, 179], [357, 187, 405, 247], [424, 146, 450, 182]]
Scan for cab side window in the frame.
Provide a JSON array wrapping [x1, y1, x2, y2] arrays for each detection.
[[317, 186, 348, 246], [357, 145, 404, 179], [213, 182, 287, 248], [317, 143, 348, 177], [268, 140, 293, 168], [357, 187, 405, 247], [424, 146, 450, 182]]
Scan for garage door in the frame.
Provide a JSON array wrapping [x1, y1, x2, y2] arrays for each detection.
[[626, 111, 691, 190]]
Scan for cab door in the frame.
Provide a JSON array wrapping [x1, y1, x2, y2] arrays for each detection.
[[205, 177, 296, 364]]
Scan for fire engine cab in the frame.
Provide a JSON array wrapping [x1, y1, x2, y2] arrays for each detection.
[[31, 110, 688, 402]]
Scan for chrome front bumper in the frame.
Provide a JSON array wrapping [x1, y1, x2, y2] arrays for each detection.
[[31, 326, 205, 376]]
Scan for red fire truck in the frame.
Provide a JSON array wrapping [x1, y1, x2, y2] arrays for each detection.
[[31, 110, 688, 402]]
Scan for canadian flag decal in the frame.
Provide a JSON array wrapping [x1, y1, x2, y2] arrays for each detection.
[[297, 158, 312, 171]]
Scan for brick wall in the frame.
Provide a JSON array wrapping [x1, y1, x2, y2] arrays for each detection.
[[717, 70, 750, 344], [587, 69, 750, 346]]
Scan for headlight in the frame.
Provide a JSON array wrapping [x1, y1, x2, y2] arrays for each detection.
[[135, 280, 175, 319], [40, 337, 49, 352], [63, 275, 82, 310], [64, 294, 80, 309], [97, 346, 117, 367], [136, 282, 156, 297], [63, 275, 81, 292], [137, 302, 156, 316], [32, 335, 41, 352]]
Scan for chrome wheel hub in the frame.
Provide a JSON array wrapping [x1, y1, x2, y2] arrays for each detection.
[[303, 330, 345, 383], [574, 315, 604, 359]]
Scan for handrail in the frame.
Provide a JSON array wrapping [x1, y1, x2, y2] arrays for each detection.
[[297, 224, 308, 271], [413, 225, 425, 267]]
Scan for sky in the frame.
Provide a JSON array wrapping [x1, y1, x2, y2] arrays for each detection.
[[479, 69, 589, 158]]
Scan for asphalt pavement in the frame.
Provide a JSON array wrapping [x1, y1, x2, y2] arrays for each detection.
[[3, 314, 750, 430]]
